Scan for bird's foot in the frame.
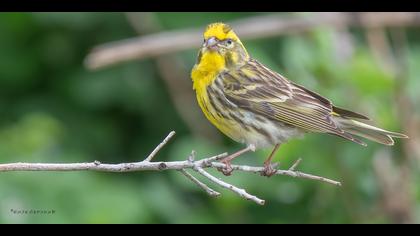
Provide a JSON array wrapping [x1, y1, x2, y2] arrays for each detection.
[[216, 145, 255, 176], [217, 159, 234, 176], [261, 162, 279, 177]]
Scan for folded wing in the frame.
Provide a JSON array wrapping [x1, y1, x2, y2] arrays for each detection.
[[222, 59, 367, 146]]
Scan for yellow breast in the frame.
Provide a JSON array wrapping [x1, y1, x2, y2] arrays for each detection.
[[191, 52, 243, 141]]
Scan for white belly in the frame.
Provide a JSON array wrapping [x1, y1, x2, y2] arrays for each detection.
[[234, 111, 305, 149]]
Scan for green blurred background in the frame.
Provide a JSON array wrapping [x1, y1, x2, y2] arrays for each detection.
[[0, 12, 419, 224]]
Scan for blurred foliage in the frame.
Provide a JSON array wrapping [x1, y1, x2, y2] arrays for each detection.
[[0, 12, 419, 224]]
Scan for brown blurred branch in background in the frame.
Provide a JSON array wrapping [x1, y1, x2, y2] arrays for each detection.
[[373, 149, 413, 223], [0, 131, 342, 206], [85, 12, 420, 70], [389, 28, 420, 164], [372, 27, 418, 224], [365, 27, 398, 75]]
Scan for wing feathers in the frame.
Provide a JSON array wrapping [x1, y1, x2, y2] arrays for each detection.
[[333, 106, 370, 120], [221, 59, 367, 145], [217, 58, 407, 146]]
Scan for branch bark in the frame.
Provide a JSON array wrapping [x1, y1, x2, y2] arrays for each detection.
[[0, 131, 341, 205], [179, 169, 221, 197]]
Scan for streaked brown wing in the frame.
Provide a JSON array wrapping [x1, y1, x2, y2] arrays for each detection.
[[222, 59, 366, 145]]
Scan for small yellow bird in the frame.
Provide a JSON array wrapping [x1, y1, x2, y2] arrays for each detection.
[[191, 23, 408, 176]]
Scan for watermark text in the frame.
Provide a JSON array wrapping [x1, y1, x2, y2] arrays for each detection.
[[10, 209, 56, 215]]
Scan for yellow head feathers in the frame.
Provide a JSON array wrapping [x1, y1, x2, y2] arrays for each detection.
[[204, 23, 240, 41]]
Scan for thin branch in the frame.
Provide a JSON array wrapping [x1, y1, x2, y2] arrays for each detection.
[[0, 160, 342, 203], [0, 132, 341, 205], [179, 169, 221, 197], [85, 12, 420, 69], [208, 162, 342, 186], [193, 166, 265, 205], [276, 170, 342, 186], [144, 131, 176, 162], [0, 159, 341, 186], [289, 158, 302, 171], [202, 152, 228, 165]]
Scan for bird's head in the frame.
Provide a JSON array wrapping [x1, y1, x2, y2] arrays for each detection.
[[197, 23, 249, 68]]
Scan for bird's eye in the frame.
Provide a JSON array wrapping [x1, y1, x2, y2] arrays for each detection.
[[226, 39, 233, 45]]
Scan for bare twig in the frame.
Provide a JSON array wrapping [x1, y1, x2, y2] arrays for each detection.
[[193, 166, 265, 205], [289, 158, 302, 171], [207, 162, 342, 186], [85, 12, 420, 69], [202, 152, 228, 164], [0, 131, 341, 204], [144, 131, 176, 162], [0, 159, 341, 185], [179, 169, 221, 197], [275, 169, 342, 186]]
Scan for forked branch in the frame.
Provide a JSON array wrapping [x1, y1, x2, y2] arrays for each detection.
[[0, 131, 341, 205]]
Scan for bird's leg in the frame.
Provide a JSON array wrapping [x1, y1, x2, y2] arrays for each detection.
[[218, 144, 256, 176], [262, 144, 281, 177]]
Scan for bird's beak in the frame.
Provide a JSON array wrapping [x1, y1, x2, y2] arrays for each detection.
[[205, 37, 218, 50]]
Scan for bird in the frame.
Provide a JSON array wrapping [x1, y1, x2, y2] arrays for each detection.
[[190, 22, 408, 176]]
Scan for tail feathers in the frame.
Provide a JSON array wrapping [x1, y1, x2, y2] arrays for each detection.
[[331, 130, 367, 146], [335, 118, 408, 146]]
